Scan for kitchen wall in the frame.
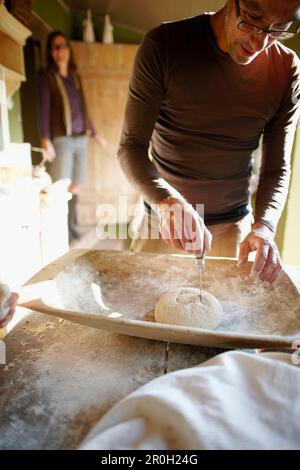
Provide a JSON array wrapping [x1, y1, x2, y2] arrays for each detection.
[[6, 1, 300, 264]]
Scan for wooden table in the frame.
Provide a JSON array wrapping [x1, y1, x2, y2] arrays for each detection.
[[0, 310, 227, 450]]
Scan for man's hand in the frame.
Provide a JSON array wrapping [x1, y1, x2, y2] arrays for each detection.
[[238, 222, 282, 283], [0, 292, 19, 329], [40, 138, 56, 162], [157, 196, 212, 255]]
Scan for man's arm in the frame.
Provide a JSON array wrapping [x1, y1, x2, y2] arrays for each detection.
[[118, 26, 181, 205], [255, 56, 300, 233], [118, 26, 211, 254], [0, 292, 18, 329]]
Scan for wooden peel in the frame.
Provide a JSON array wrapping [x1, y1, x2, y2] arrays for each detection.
[[164, 341, 170, 374]]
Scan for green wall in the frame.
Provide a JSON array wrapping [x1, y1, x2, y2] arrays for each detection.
[[280, 124, 300, 265], [275, 36, 300, 260], [32, 1, 143, 44], [33, 0, 72, 36], [285, 35, 300, 57]]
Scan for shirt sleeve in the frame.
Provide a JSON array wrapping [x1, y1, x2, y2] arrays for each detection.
[[86, 115, 96, 137], [38, 70, 51, 139], [117, 25, 182, 206], [255, 54, 300, 233], [76, 73, 97, 137]]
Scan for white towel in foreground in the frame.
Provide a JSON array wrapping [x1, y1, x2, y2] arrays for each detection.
[[80, 351, 300, 450]]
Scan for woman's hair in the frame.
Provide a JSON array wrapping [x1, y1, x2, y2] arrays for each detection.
[[46, 30, 77, 73]]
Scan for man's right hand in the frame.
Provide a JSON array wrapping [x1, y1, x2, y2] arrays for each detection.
[[157, 196, 212, 256], [41, 138, 56, 162]]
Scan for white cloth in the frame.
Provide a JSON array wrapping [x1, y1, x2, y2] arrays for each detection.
[[80, 351, 300, 450]]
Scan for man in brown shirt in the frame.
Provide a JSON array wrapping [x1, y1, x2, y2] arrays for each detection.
[[118, 0, 300, 283]]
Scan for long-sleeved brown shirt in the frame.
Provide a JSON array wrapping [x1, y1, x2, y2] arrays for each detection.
[[118, 13, 300, 231]]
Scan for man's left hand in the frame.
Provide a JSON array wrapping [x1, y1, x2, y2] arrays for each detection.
[[238, 222, 282, 284]]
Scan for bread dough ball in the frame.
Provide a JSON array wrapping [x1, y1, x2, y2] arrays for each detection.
[[154, 287, 223, 330], [0, 284, 11, 321]]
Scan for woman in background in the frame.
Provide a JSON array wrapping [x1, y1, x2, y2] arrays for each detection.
[[38, 31, 106, 241]]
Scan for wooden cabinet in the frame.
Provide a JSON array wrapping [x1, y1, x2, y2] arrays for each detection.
[[0, 3, 31, 98], [0, 180, 41, 289], [71, 42, 140, 225]]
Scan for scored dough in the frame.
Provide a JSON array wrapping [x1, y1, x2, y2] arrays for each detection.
[[154, 287, 224, 330]]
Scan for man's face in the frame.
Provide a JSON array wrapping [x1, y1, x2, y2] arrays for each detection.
[[225, 0, 300, 65]]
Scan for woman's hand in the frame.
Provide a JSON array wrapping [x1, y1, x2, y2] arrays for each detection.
[[41, 138, 56, 162], [157, 196, 212, 256], [238, 222, 282, 284], [93, 133, 108, 148], [0, 292, 19, 329]]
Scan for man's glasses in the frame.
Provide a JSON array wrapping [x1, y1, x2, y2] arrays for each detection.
[[235, 0, 300, 40]]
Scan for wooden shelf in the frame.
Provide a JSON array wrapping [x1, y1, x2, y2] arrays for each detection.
[[0, 3, 31, 45]]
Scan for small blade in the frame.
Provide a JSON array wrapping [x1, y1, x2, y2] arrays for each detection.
[[164, 341, 170, 374], [199, 265, 203, 302]]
